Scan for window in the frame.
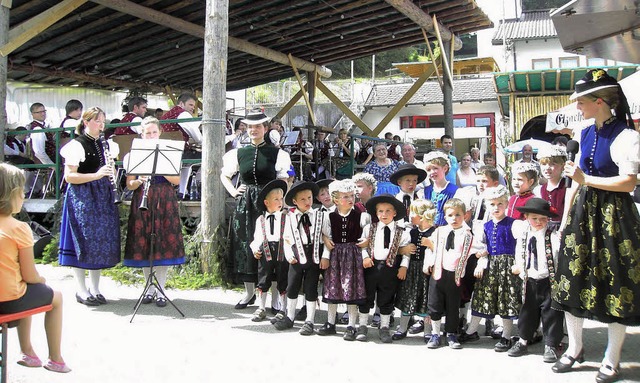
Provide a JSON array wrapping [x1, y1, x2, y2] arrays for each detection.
[[474, 117, 491, 127], [453, 118, 468, 128], [587, 57, 606, 67], [532, 58, 552, 70], [416, 119, 427, 128], [559, 57, 579, 68]]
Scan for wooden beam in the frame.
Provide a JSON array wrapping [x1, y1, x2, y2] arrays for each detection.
[[384, 0, 462, 50], [371, 66, 436, 137], [432, 14, 454, 88], [422, 28, 443, 89], [276, 83, 307, 118], [89, 0, 331, 78], [0, 0, 87, 56], [1, 0, 11, 8], [288, 53, 316, 126], [316, 79, 373, 136]]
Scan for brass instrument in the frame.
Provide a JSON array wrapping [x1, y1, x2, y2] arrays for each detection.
[[98, 133, 122, 205], [139, 177, 149, 211]]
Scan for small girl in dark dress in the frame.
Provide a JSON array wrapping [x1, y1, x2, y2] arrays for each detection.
[[393, 199, 436, 342]]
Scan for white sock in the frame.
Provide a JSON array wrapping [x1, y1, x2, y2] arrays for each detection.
[[432, 319, 441, 335], [466, 315, 482, 335], [347, 305, 358, 327], [242, 282, 255, 303], [259, 290, 268, 310], [359, 312, 369, 327], [519, 338, 527, 346], [270, 282, 279, 309], [279, 294, 287, 312], [602, 323, 626, 370], [424, 318, 433, 334], [154, 266, 169, 297], [564, 312, 584, 359], [142, 267, 156, 296], [502, 319, 514, 339], [286, 297, 297, 321], [380, 314, 391, 329], [73, 268, 89, 298], [399, 315, 411, 333], [305, 300, 317, 323], [89, 269, 101, 296], [327, 304, 337, 325]]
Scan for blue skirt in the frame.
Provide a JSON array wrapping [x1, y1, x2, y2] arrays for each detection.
[[58, 178, 121, 269], [375, 181, 400, 196]]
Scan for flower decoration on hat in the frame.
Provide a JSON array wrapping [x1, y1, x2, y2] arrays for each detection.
[[512, 161, 539, 175], [329, 179, 356, 194], [483, 184, 509, 201], [423, 150, 451, 167], [536, 144, 567, 159], [570, 68, 619, 100]]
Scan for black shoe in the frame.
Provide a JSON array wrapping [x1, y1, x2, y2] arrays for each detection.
[[75, 293, 100, 307], [317, 322, 336, 336], [273, 316, 294, 331], [356, 326, 368, 342], [459, 331, 480, 343], [491, 325, 504, 340], [409, 319, 424, 334], [508, 342, 528, 357], [389, 315, 395, 326], [494, 337, 512, 353], [552, 349, 585, 373], [155, 296, 167, 307], [379, 327, 392, 343], [391, 330, 407, 340], [270, 311, 285, 324], [484, 319, 494, 336], [595, 364, 619, 383], [270, 306, 279, 315], [234, 294, 256, 310], [338, 311, 349, 325], [343, 326, 357, 341], [299, 321, 315, 336], [371, 313, 381, 328], [295, 305, 307, 321], [543, 345, 561, 363], [141, 294, 154, 304]]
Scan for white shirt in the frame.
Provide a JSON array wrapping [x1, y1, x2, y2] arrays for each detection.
[[514, 225, 560, 280], [361, 220, 411, 261], [29, 121, 53, 164], [321, 208, 370, 259], [250, 211, 286, 254], [283, 208, 322, 263], [177, 111, 202, 144]]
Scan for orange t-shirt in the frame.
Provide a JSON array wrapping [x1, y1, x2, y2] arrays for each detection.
[[0, 217, 33, 302]]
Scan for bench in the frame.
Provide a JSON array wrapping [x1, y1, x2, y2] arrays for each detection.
[[0, 304, 53, 383]]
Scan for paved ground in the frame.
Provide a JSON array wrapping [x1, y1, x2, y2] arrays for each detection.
[[5, 264, 640, 383]]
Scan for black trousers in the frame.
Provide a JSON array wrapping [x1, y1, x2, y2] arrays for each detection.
[[286, 255, 321, 302], [518, 277, 564, 347], [428, 270, 462, 334], [359, 260, 399, 315], [257, 242, 288, 293], [460, 255, 478, 305]]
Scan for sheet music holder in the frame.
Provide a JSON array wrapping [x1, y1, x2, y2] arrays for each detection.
[[127, 138, 186, 322], [281, 130, 299, 147]]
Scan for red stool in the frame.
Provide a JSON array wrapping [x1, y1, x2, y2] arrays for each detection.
[[0, 305, 53, 383]]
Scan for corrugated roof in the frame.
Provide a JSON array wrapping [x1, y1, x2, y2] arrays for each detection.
[[365, 77, 496, 107], [492, 10, 556, 44]]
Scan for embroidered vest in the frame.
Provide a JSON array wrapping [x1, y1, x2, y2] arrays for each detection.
[[58, 116, 72, 138], [289, 210, 324, 264], [161, 106, 190, 142], [114, 113, 139, 135], [367, 222, 404, 267], [579, 120, 628, 177], [520, 228, 556, 300]]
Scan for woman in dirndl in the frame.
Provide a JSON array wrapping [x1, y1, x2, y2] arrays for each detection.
[[363, 142, 401, 195], [551, 69, 640, 383], [221, 111, 292, 309], [58, 107, 121, 306], [123, 117, 185, 307]]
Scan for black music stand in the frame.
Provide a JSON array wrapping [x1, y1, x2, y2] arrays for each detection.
[[126, 138, 186, 322]]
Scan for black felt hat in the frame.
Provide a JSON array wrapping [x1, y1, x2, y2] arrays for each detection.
[[241, 110, 270, 125], [365, 194, 406, 221], [314, 178, 334, 203], [389, 164, 427, 185], [515, 197, 559, 218], [570, 69, 619, 100], [285, 180, 319, 207], [257, 179, 288, 211]]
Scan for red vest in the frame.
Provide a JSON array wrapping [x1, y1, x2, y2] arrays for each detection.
[[29, 120, 56, 162], [161, 106, 190, 142], [114, 113, 139, 135]]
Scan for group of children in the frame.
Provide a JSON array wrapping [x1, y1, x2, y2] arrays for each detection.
[[243, 143, 572, 362]]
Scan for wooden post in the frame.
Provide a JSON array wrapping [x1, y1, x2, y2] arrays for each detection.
[[0, 2, 8, 160], [441, 41, 454, 141], [201, 0, 228, 272], [422, 29, 443, 89], [288, 53, 316, 126]]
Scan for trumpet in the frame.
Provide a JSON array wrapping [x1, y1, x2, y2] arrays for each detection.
[[98, 133, 122, 205], [139, 177, 150, 211]]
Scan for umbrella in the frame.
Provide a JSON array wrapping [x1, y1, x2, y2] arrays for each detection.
[[503, 138, 552, 154]]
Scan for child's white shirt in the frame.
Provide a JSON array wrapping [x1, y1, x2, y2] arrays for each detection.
[[361, 220, 411, 261]]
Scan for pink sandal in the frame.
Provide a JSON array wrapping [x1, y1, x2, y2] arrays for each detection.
[[17, 353, 42, 368], [44, 359, 71, 373]]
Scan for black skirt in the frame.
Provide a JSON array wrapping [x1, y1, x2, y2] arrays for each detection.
[[552, 186, 640, 326]]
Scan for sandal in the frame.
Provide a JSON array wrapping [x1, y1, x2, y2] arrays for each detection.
[[155, 296, 167, 307], [17, 353, 42, 368], [44, 359, 71, 373]]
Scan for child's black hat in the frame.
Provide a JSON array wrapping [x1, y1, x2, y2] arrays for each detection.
[[314, 178, 334, 203], [285, 180, 319, 207], [515, 197, 558, 218], [570, 68, 619, 100], [389, 164, 427, 186], [365, 194, 406, 221], [257, 179, 288, 211]]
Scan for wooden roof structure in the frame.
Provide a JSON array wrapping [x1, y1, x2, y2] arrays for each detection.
[[4, 0, 493, 93]]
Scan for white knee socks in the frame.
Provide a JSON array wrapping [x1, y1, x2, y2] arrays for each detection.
[[564, 312, 584, 358], [241, 282, 255, 303], [89, 270, 101, 296], [327, 304, 337, 325], [347, 305, 358, 328], [305, 300, 317, 323], [466, 315, 482, 335], [73, 268, 89, 298], [602, 323, 626, 370]]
